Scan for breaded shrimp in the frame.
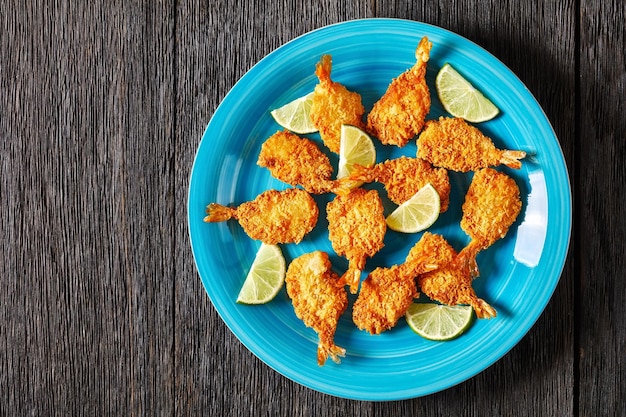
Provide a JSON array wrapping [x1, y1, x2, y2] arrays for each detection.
[[286, 251, 348, 365], [418, 259, 497, 319], [337, 156, 451, 212], [366, 36, 432, 147], [326, 188, 386, 294], [417, 236, 497, 319], [203, 188, 318, 244], [404, 232, 457, 275], [417, 117, 526, 172], [352, 232, 453, 334], [257, 130, 342, 194], [352, 264, 418, 335], [310, 54, 366, 154], [457, 168, 522, 277]]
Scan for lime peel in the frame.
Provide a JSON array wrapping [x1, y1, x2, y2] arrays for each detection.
[[405, 303, 474, 341], [337, 124, 376, 179], [386, 183, 440, 233], [270, 92, 318, 134], [436, 63, 500, 123], [236, 243, 286, 305]]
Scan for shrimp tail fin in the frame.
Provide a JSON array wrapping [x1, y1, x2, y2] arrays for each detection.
[[315, 54, 333, 83], [333, 164, 375, 195], [456, 240, 484, 279], [340, 262, 363, 294], [415, 36, 432, 64], [317, 341, 346, 366], [501, 150, 526, 169], [204, 203, 236, 223], [473, 298, 497, 319]]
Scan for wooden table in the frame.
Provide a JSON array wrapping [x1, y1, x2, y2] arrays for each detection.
[[2, 1, 624, 415]]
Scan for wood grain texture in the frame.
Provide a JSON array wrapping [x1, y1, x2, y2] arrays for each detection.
[[1, 1, 175, 415], [1, 0, 624, 415], [578, 0, 626, 415]]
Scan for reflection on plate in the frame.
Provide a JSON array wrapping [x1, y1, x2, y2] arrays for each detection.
[[188, 19, 571, 401]]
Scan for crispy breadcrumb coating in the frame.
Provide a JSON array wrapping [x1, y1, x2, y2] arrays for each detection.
[[204, 188, 318, 244], [326, 188, 386, 294], [338, 156, 450, 212], [417, 117, 526, 172], [310, 55, 366, 154], [286, 251, 348, 365], [366, 36, 432, 147], [257, 130, 341, 194]]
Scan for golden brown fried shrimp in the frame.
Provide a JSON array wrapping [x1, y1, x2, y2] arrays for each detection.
[[404, 232, 457, 275], [326, 188, 386, 294], [366, 36, 432, 147], [416, 235, 496, 319], [310, 55, 366, 154], [352, 232, 453, 335], [418, 260, 497, 319], [203, 188, 318, 244], [352, 265, 417, 335], [417, 117, 526, 172], [338, 156, 450, 212], [286, 251, 348, 365], [457, 168, 522, 277], [257, 130, 342, 194]]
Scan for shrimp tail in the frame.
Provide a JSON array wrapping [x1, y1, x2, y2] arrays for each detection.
[[472, 298, 497, 319], [415, 36, 432, 64], [456, 240, 484, 279], [333, 164, 376, 195], [315, 54, 333, 84], [500, 150, 526, 169], [203, 203, 236, 223], [317, 342, 346, 366], [340, 261, 364, 294]]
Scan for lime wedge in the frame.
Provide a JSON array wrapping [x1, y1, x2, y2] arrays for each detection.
[[435, 63, 500, 123], [270, 92, 318, 134], [405, 303, 474, 341], [337, 124, 376, 179], [236, 243, 286, 304], [386, 183, 440, 233]]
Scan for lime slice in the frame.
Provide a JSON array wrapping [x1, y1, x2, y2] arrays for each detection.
[[386, 183, 440, 233], [337, 124, 376, 179], [435, 63, 500, 123], [405, 303, 474, 341], [236, 243, 286, 304], [270, 92, 318, 134]]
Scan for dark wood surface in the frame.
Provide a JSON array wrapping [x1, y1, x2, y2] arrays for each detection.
[[1, 1, 624, 415]]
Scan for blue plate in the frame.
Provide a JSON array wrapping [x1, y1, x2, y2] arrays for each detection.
[[188, 19, 571, 400]]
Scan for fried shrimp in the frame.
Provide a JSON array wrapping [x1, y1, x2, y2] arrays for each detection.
[[352, 232, 453, 334], [352, 265, 418, 335], [366, 36, 432, 147], [417, 235, 497, 319], [457, 168, 522, 277], [257, 130, 342, 194], [417, 117, 526, 172], [338, 156, 450, 212], [286, 251, 348, 365], [203, 188, 318, 244], [404, 232, 457, 275], [326, 188, 386, 294], [418, 260, 497, 319], [310, 54, 366, 154]]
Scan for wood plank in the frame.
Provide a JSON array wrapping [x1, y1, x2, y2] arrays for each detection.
[[578, 0, 626, 415], [0, 1, 176, 415]]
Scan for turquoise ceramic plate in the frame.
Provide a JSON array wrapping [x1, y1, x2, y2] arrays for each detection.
[[188, 19, 571, 400]]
